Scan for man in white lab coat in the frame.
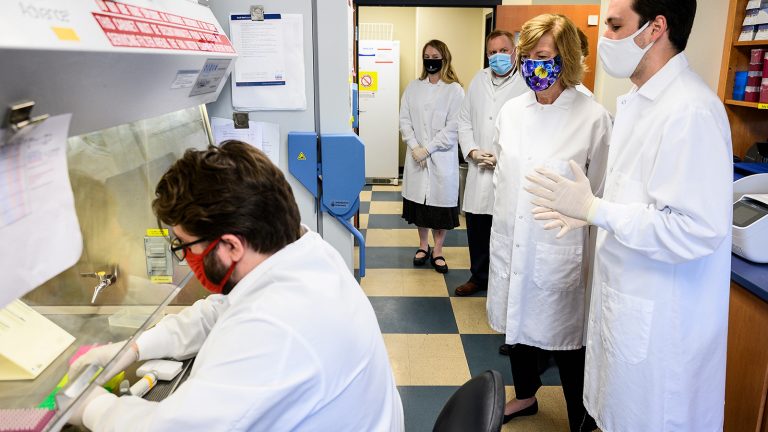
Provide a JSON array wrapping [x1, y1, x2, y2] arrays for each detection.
[[454, 29, 528, 297], [67, 141, 404, 431], [527, 0, 732, 430]]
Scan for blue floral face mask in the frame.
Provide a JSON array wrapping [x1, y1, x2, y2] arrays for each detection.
[[521, 56, 562, 92]]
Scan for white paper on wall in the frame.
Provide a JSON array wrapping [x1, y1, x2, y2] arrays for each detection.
[[0, 114, 82, 308], [230, 14, 306, 110]]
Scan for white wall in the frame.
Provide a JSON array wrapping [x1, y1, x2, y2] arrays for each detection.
[[415, 7, 486, 88], [594, 0, 729, 113]]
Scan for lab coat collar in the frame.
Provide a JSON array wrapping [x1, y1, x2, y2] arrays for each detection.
[[636, 52, 689, 101], [485, 67, 523, 91], [523, 86, 577, 110], [226, 224, 315, 302], [421, 77, 446, 86]]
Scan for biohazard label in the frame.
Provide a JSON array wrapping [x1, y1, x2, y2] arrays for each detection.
[[92, 0, 234, 53], [297, 152, 307, 161]]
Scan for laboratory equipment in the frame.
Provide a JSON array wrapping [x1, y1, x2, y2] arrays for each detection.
[[0, 408, 55, 432], [733, 194, 768, 263], [288, 132, 367, 276], [129, 372, 157, 398], [733, 174, 768, 263], [130, 360, 183, 398], [136, 360, 183, 381], [0, 0, 234, 428]]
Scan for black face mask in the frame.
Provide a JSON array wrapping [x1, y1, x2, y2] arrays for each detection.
[[423, 58, 443, 74]]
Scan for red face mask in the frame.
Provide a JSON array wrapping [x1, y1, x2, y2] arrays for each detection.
[[184, 238, 238, 294]]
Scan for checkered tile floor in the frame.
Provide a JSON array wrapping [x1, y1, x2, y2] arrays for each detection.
[[357, 184, 569, 431]]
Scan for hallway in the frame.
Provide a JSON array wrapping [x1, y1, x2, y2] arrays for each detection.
[[357, 184, 570, 431]]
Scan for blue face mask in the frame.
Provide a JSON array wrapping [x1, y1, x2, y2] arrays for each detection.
[[521, 56, 562, 92], [488, 53, 513, 76]]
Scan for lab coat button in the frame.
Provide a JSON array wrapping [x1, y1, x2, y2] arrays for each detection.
[[489, 116, 493, 120]]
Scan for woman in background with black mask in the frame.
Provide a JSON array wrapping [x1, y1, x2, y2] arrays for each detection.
[[399, 40, 464, 274]]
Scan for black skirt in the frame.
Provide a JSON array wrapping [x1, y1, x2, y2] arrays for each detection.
[[402, 198, 460, 230]]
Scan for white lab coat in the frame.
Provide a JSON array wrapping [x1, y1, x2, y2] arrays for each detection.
[[487, 88, 611, 350], [400, 78, 464, 207], [583, 54, 732, 431], [458, 68, 529, 215], [83, 228, 404, 432]]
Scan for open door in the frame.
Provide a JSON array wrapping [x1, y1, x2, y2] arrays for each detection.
[[496, 5, 601, 91]]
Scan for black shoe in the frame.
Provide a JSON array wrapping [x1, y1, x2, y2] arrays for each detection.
[[413, 247, 430, 266], [499, 344, 513, 356], [502, 400, 538, 424], [430, 254, 448, 273]]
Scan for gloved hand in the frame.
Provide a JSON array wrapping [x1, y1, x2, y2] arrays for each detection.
[[468, 150, 495, 168], [69, 341, 139, 384], [418, 159, 427, 169], [67, 385, 109, 427], [531, 206, 587, 239], [525, 160, 600, 222], [476, 153, 496, 170], [412, 146, 430, 163]]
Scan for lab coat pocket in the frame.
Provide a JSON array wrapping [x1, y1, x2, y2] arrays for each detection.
[[532, 243, 582, 291], [600, 283, 654, 365], [489, 231, 512, 282]]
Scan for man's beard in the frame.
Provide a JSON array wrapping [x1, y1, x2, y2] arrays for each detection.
[[203, 252, 237, 295]]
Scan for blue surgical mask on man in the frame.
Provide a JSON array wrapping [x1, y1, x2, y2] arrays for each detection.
[[488, 53, 514, 76]]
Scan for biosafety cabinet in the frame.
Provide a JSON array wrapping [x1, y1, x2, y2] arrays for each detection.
[[0, 0, 358, 429]]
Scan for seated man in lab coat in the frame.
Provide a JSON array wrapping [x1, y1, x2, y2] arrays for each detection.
[[67, 140, 404, 431]]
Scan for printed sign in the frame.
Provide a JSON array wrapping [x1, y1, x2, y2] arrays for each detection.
[[359, 71, 378, 92], [91, 0, 234, 52]]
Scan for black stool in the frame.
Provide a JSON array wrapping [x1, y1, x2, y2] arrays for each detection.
[[433, 370, 505, 432]]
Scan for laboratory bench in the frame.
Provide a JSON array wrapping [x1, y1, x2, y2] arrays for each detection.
[[726, 254, 768, 432]]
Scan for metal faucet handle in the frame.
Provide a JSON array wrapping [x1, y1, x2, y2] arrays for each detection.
[[82, 267, 119, 304]]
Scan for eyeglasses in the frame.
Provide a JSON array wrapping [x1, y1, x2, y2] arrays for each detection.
[[169, 237, 209, 262]]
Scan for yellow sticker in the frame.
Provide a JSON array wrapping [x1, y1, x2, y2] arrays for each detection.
[[52, 27, 80, 41], [146, 229, 169, 237], [359, 71, 378, 92], [759, 103, 768, 110], [297, 152, 307, 161], [151, 275, 173, 284]]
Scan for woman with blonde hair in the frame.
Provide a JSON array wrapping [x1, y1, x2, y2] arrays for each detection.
[[485, 15, 611, 431], [399, 40, 464, 273]]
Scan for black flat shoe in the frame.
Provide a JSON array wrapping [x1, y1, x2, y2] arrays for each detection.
[[413, 247, 430, 266], [502, 400, 538, 424], [430, 254, 448, 274]]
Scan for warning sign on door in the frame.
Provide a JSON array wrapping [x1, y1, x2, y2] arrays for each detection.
[[359, 71, 378, 92]]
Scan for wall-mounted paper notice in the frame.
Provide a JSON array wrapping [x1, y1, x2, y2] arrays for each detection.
[[211, 117, 280, 167], [230, 13, 306, 110], [0, 114, 82, 309]]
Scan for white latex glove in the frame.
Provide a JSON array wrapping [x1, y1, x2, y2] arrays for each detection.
[[477, 153, 496, 170], [412, 146, 430, 162], [532, 206, 587, 239], [67, 386, 109, 427], [69, 341, 139, 384], [525, 160, 600, 222], [468, 150, 496, 169]]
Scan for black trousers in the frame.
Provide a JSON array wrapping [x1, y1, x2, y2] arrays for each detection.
[[465, 212, 492, 288], [509, 344, 597, 432]]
